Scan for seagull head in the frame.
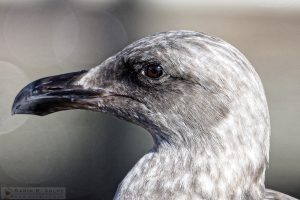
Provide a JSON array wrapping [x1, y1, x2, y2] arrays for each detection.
[[12, 31, 270, 166]]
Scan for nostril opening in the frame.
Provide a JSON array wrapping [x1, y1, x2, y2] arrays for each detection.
[[42, 86, 63, 92], [46, 86, 63, 91]]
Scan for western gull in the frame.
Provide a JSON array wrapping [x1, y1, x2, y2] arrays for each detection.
[[12, 30, 297, 200]]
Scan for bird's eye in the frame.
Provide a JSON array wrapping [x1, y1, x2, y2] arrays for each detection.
[[143, 64, 164, 79]]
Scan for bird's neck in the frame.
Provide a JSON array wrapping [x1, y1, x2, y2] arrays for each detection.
[[115, 144, 266, 200]]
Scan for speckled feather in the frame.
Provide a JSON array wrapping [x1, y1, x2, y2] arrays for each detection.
[[75, 31, 297, 200]]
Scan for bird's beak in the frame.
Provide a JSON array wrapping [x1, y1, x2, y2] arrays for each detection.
[[11, 70, 112, 116]]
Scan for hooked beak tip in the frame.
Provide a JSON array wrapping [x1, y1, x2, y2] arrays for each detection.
[[11, 70, 88, 116]]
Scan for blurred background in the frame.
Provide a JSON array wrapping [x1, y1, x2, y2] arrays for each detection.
[[0, 0, 299, 199]]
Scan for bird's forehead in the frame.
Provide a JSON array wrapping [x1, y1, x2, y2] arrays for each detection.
[[122, 31, 210, 56], [119, 31, 215, 74]]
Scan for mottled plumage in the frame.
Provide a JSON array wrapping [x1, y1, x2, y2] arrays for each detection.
[[12, 31, 297, 200]]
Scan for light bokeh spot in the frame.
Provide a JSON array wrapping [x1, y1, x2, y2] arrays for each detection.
[[0, 61, 28, 135], [0, 115, 71, 183]]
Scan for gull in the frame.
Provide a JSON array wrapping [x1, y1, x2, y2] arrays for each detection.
[[12, 30, 298, 200]]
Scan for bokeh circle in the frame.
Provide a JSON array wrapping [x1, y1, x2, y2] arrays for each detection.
[[0, 116, 71, 184], [0, 61, 29, 135]]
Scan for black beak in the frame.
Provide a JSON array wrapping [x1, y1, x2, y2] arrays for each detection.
[[12, 70, 102, 116]]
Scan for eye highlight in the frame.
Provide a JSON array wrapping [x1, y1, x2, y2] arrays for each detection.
[[142, 64, 164, 79]]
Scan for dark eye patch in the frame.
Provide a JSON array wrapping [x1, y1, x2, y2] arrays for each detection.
[[121, 55, 169, 86]]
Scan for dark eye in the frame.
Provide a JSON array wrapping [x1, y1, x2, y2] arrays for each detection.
[[143, 64, 163, 78]]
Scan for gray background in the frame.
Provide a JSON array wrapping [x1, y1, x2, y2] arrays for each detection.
[[0, 0, 299, 199]]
